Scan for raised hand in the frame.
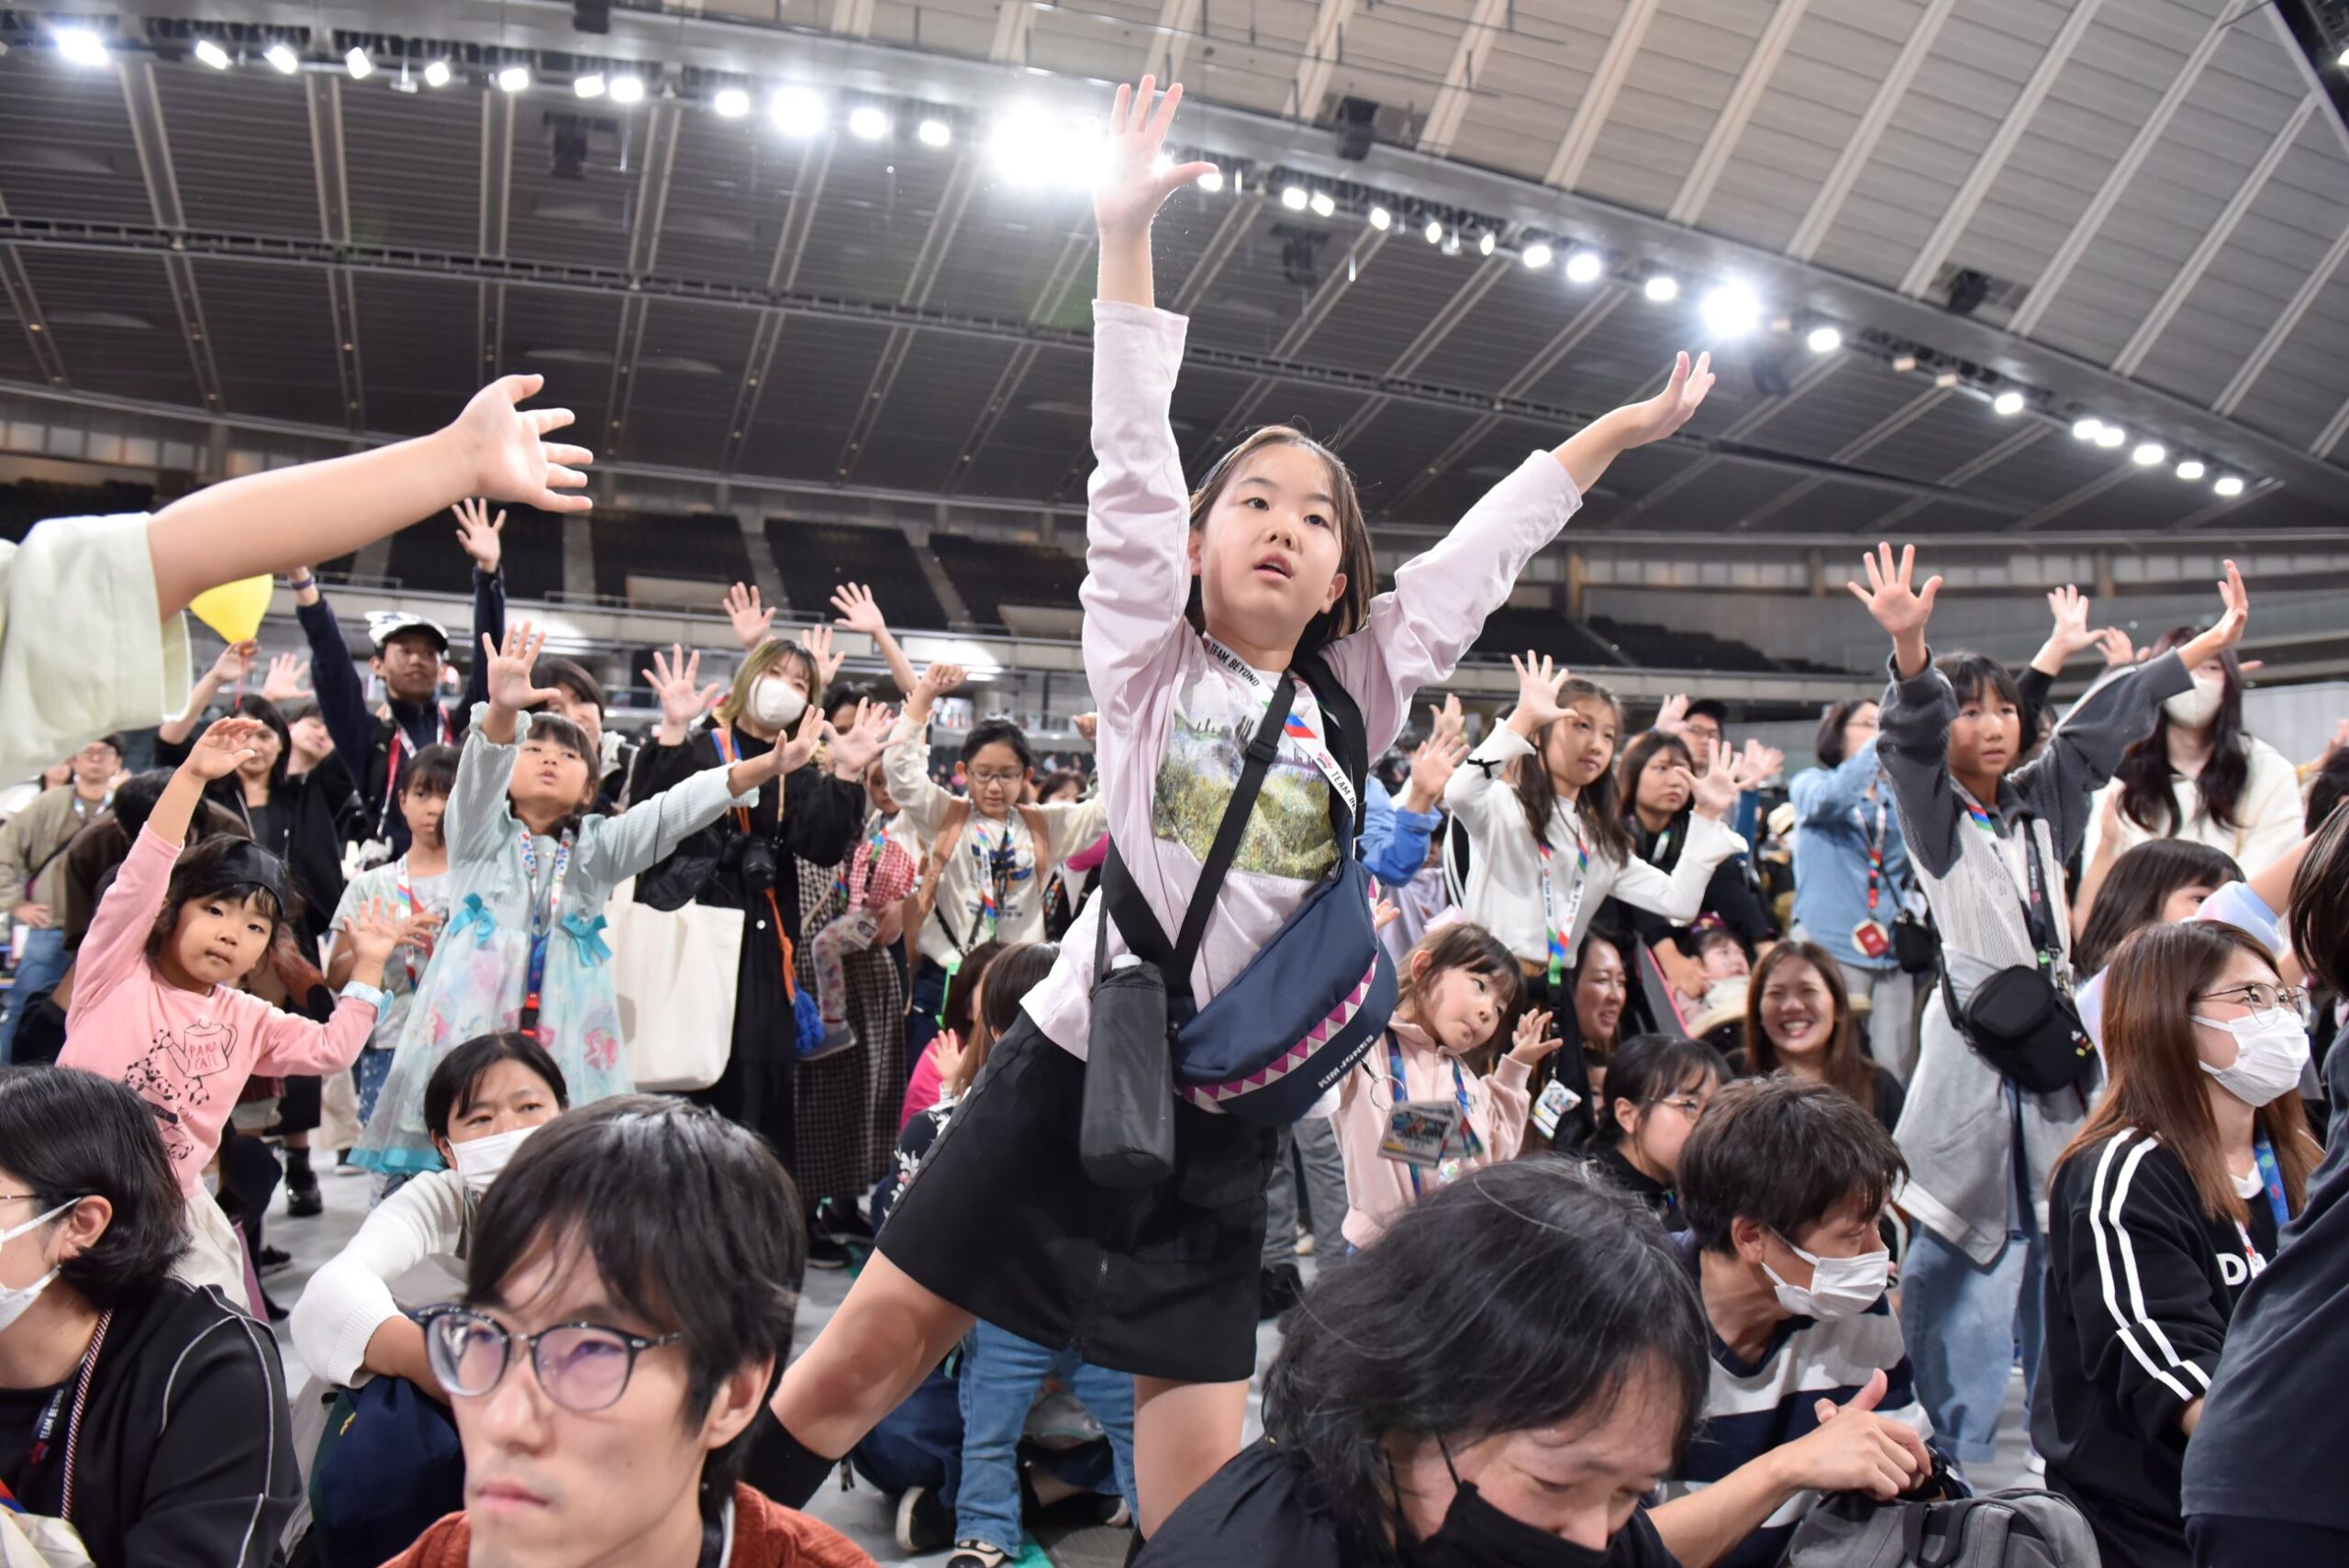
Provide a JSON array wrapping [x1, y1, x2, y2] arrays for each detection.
[[829, 582, 887, 638], [1094, 76, 1218, 239], [1428, 693, 1465, 745], [917, 662, 969, 702], [260, 652, 313, 706], [2177, 561, 2249, 673], [722, 582, 775, 651], [2042, 584, 2105, 662], [1507, 652, 1572, 732], [1739, 739, 1785, 785], [825, 698, 896, 779], [452, 497, 507, 574], [642, 644, 723, 737], [2094, 627, 2143, 669], [343, 898, 405, 968], [1613, 351, 1715, 448], [1848, 542, 1942, 678], [481, 623, 561, 715], [448, 374, 593, 513], [206, 640, 257, 688], [1508, 1007, 1565, 1066], [1402, 729, 1471, 813], [1690, 735, 1761, 820], [1653, 693, 1690, 739], [184, 717, 267, 781], [775, 702, 827, 777], [797, 624, 845, 688], [1072, 712, 1099, 743]]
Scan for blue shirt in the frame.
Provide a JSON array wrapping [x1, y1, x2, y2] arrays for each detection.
[[1787, 738, 1911, 971], [1356, 776, 1442, 887]]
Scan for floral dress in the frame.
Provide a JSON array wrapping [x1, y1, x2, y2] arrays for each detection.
[[351, 706, 751, 1176]]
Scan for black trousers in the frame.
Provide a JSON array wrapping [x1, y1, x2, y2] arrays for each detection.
[[2186, 1513, 2349, 1566]]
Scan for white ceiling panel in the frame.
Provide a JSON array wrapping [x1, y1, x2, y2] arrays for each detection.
[[2228, 270, 2349, 452], [1573, 0, 1770, 213]]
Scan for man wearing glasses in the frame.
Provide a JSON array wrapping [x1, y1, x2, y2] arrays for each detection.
[[385, 1096, 874, 1568]]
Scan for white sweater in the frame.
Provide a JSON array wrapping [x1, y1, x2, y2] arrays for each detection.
[[288, 1169, 470, 1387], [2083, 735, 2303, 877]]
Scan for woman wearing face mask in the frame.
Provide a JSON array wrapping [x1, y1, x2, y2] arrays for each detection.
[[2032, 920, 2316, 1568], [1136, 1161, 1708, 1568], [0, 1064, 300, 1562]]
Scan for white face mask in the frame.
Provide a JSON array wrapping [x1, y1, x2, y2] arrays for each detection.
[[0, 1199, 79, 1335], [2192, 1011, 2310, 1108], [2162, 673, 2224, 729], [448, 1126, 538, 1195], [1763, 1231, 1891, 1320], [750, 677, 807, 731]]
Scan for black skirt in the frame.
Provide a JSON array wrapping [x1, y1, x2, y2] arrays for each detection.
[[878, 1013, 1279, 1385]]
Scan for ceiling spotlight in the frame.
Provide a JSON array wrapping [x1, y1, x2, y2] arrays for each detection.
[[1442, 227, 1463, 257], [1933, 371, 1962, 389], [849, 106, 890, 140], [422, 59, 452, 87], [2096, 424, 2126, 449], [264, 41, 301, 74], [2131, 440, 2166, 466], [496, 64, 531, 93], [2071, 417, 2102, 441], [51, 26, 109, 68], [1478, 230, 1497, 257], [1891, 352, 1918, 373], [1309, 191, 1336, 218], [1281, 185, 1309, 211], [770, 86, 825, 137], [991, 105, 1103, 188], [1523, 242, 1553, 270], [1197, 166, 1224, 193], [1368, 205, 1392, 231], [2175, 459, 2206, 481], [1564, 250, 1603, 284], [193, 38, 232, 69], [1644, 274, 1679, 303], [918, 117, 952, 148], [574, 72, 606, 99], [1991, 390, 2025, 417], [1423, 217, 1443, 245], [2213, 474, 2245, 497], [713, 86, 750, 118], [346, 47, 373, 80], [1698, 282, 1762, 338], [1804, 325, 1841, 353], [609, 75, 645, 105]]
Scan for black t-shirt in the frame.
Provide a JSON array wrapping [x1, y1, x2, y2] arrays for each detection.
[[1136, 1437, 1682, 1568], [0, 1378, 70, 1512], [245, 796, 291, 859]]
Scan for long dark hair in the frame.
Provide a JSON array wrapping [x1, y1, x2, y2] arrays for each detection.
[[2112, 637, 2251, 838], [1742, 941, 1876, 1111], [2074, 840, 2244, 976], [227, 694, 294, 795], [1814, 698, 1876, 769], [1618, 730, 1694, 841], [1262, 1162, 1709, 1567], [2289, 801, 2349, 997], [1509, 679, 1633, 863]]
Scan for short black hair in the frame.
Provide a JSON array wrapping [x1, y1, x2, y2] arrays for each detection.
[[1814, 697, 1874, 769], [978, 941, 1058, 1042], [822, 681, 872, 724], [146, 835, 295, 961], [0, 1066, 189, 1306], [2074, 839, 2243, 975], [466, 1097, 803, 1507], [277, 698, 322, 728], [531, 656, 605, 715], [941, 940, 1004, 1041], [1936, 650, 2022, 714], [86, 732, 127, 757], [1683, 698, 1728, 727], [401, 742, 462, 801], [110, 768, 176, 840], [1678, 1075, 1904, 1253], [423, 1033, 570, 1142], [960, 717, 1034, 772], [1598, 1034, 1730, 1149]]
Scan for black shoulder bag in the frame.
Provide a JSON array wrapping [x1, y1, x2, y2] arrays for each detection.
[[1937, 817, 2097, 1095]]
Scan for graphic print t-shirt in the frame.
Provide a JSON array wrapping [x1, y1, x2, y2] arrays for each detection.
[[1151, 661, 1338, 884]]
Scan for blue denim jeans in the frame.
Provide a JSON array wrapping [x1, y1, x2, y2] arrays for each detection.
[[0, 924, 67, 1063], [955, 1321, 1137, 1554], [852, 1362, 963, 1499], [1900, 1219, 2046, 1466]]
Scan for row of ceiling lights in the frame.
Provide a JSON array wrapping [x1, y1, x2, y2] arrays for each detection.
[[39, 24, 2262, 500]]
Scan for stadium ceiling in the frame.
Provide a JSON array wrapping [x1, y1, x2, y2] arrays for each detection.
[[1, 0, 2346, 547]]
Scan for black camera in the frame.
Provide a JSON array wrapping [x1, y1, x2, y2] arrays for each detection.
[[723, 834, 777, 895]]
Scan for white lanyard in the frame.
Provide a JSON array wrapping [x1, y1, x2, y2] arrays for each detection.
[[1199, 636, 1360, 821], [1535, 806, 1593, 983]]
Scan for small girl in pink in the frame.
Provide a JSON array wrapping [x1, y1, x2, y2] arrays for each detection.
[[61, 715, 400, 1303]]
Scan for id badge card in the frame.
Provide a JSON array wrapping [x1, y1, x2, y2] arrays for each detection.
[[1851, 918, 1892, 961], [1380, 1099, 1464, 1169], [1531, 1078, 1582, 1139]]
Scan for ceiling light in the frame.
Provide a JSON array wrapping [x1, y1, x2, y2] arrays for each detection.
[[1442, 227, 1462, 257], [1891, 352, 1917, 373], [193, 38, 232, 70], [1643, 274, 1679, 303], [2095, 425, 2126, 449], [918, 117, 952, 148], [1478, 230, 1497, 257], [991, 105, 1101, 188], [346, 47, 373, 80], [496, 64, 531, 93], [2213, 475, 2245, 497], [1523, 242, 1553, 269], [1281, 184, 1309, 211], [2175, 459, 2206, 481], [713, 86, 750, 118], [1698, 282, 1762, 337], [1197, 166, 1224, 193], [1368, 205, 1391, 230], [770, 86, 825, 137], [1423, 217, 1443, 245], [2071, 417, 2102, 441], [1309, 191, 1336, 217], [849, 106, 890, 140], [52, 27, 109, 68], [1991, 389, 2025, 417], [609, 75, 645, 106], [574, 72, 606, 99], [1564, 250, 1603, 284], [1933, 371, 1962, 389], [423, 59, 452, 88], [2131, 440, 2165, 466], [264, 41, 301, 74], [1801, 326, 1840, 353]]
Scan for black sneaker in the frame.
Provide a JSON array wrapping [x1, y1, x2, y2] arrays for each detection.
[[257, 1246, 294, 1274], [944, 1542, 1008, 1568], [806, 1237, 852, 1271], [895, 1485, 955, 1553], [284, 1179, 323, 1218], [1259, 1261, 1304, 1321], [813, 1196, 874, 1244]]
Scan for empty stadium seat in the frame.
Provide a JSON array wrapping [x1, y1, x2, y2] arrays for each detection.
[[1468, 606, 1627, 669], [930, 534, 1085, 630], [592, 511, 754, 607], [1586, 616, 1784, 674], [0, 478, 157, 544], [764, 519, 950, 630]]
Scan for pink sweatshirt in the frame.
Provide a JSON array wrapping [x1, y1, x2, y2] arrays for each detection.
[[1019, 301, 1584, 1059], [61, 828, 379, 1192], [1330, 1018, 1532, 1249], [900, 1040, 947, 1132]]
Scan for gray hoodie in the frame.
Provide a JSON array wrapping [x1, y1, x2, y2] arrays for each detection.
[[1876, 648, 2192, 1263]]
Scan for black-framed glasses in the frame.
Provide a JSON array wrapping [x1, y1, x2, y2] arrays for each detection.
[[2195, 983, 2307, 1020], [1649, 1095, 1709, 1119], [423, 1307, 683, 1414]]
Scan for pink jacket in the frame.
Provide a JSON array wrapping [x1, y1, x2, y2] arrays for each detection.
[[60, 828, 378, 1192], [1330, 1018, 1532, 1249]]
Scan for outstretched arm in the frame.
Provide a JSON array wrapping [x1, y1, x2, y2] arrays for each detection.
[[158, 641, 256, 746], [831, 583, 919, 696]]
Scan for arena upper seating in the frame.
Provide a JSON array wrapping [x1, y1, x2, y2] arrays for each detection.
[[0, 479, 156, 544], [592, 511, 754, 606], [929, 534, 1085, 630], [1586, 616, 1786, 674], [765, 519, 951, 631], [1468, 607, 1628, 669]]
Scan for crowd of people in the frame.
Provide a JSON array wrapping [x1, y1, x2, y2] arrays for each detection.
[[1, 74, 2346, 1568]]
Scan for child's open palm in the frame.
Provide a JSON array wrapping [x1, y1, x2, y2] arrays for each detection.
[[1508, 652, 1572, 728], [723, 582, 776, 651], [1691, 737, 1763, 819], [451, 374, 595, 513], [918, 662, 969, 701], [1617, 352, 1715, 447], [826, 699, 896, 778], [260, 652, 313, 705], [1508, 1008, 1564, 1066], [344, 898, 405, 966], [482, 622, 562, 713], [185, 717, 265, 780], [830, 583, 887, 638], [1094, 76, 1217, 237], [797, 624, 846, 687], [644, 644, 723, 730], [1847, 542, 1942, 639]]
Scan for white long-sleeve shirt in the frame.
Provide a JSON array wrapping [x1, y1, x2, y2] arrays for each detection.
[[1444, 726, 1744, 967], [2083, 735, 2303, 878], [289, 1169, 469, 1387]]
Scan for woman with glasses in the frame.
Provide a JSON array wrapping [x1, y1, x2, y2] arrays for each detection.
[[2032, 920, 2318, 1568], [386, 1094, 875, 1568], [1734, 941, 1906, 1135], [0, 1064, 299, 1564], [1588, 1034, 1730, 1231]]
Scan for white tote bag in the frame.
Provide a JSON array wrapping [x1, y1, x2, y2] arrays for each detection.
[[606, 876, 743, 1093]]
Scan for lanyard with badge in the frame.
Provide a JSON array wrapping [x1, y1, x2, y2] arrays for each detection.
[[373, 706, 454, 841], [2237, 1135, 2292, 1274], [7, 1308, 108, 1519], [515, 826, 573, 1038], [1374, 1033, 1483, 1194], [711, 726, 807, 1002], [1533, 821, 1591, 987], [1199, 636, 1360, 821], [1851, 796, 1894, 961], [393, 859, 436, 990]]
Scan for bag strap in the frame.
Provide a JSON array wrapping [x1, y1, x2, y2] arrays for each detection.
[[1292, 651, 1367, 850], [1105, 670, 1297, 1000], [1899, 1496, 2008, 1568]]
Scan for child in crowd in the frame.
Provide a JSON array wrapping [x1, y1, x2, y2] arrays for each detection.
[[1329, 922, 1561, 1249], [763, 76, 1720, 1536], [1587, 1032, 1730, 1231], [0, 374, 592, 784], [1680, 923, 1754, 1043], [807, 806, 920, 1054], [353, 623, 823, 1179], [58, 716, 402, 1300], [898, 940, 1003, 1134], [1851, 542, 2251, 1471]]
